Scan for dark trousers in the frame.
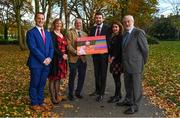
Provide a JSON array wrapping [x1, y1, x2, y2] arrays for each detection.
[[124, 72, 142, 106], [29, 68, 49, 105], [112, 74, 121, 97], [92, 55, 108, 95], [68, 59, 87, 96]]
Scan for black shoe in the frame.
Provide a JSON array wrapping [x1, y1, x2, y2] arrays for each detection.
[[68, 95, 75, 101], [89, 91, 98, 96], [124, 106, 138, 114], [116, 99, 131, 106], [107, 96, 121, 103], [96, 95, 103, 102], [75, 94, 83, 99]]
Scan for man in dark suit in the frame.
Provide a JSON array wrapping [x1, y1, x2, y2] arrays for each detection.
[[116, 15, 148, 114], [89, 12, 110, 102], [26, 12, 54, 112]]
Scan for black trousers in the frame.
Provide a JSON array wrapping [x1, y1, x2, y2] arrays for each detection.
[[92, 54, 108, 95], [68, 59, 87, 96]]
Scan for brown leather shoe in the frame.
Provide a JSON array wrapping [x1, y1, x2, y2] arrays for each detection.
[[30, 105, 45, 112], [40, 103, 51, 111]]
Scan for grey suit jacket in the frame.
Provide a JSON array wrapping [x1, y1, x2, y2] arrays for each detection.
[[122, 27, 148, 73]]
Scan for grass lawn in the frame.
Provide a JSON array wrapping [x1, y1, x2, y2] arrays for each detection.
[[143, 41, 180, 117], [0, 41, 179, 117]]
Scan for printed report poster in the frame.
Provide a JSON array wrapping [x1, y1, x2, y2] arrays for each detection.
[[76, 36, 108, 55]]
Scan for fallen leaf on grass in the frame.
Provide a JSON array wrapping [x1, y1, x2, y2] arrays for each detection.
[[63, 104, 74, 109]]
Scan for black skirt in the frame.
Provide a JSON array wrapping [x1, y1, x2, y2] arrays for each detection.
[[110, 61, 123, 75]]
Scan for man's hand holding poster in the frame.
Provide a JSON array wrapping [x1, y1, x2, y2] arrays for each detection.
[[76, 36, 108, 55]]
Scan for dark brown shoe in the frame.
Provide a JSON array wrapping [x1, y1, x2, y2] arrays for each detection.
[[40, 103, 51, 111], [30, 105, 45, 112]]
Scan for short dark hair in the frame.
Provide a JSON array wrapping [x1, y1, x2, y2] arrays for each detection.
[[35, 12, 44, 19], [95, 12, 103, 17]]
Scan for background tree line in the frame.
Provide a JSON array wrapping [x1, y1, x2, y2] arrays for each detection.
[[0, 0, 179, 50]]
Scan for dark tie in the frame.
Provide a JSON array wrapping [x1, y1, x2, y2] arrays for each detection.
[[123, 32, 129, 47], [96, 26, 100, 36], [41, 29, 46, 44], [78, 31, 81, 37]]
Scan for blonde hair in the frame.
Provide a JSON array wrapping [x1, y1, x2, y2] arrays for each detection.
[[50, 18, 64, 32]]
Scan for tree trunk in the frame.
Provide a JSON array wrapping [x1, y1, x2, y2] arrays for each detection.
[[35, 0, 40, 13], [41, 0, 46, 14], [59, 0, 63, 19], [16, 0, 26, 50], [21, 26, 27, 49], [63, 0, 69, 29], [4, 23, 8, 40], [45, 0, 52, 29]]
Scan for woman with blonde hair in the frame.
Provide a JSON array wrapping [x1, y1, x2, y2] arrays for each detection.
[[48, 18, 68, 104]]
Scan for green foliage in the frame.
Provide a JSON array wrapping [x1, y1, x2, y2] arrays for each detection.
[[146, 35, 160, 44], [148, 15, 180, 40]]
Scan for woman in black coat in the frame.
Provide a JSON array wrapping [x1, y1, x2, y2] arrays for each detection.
[[107, 21, 124, 103]]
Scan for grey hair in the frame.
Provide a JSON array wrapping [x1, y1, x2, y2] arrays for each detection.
[[123, 15, 134, 23], [74, 18, 82, 25]]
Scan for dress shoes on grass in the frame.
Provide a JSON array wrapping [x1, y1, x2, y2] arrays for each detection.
[[30, 105, 45, 112]]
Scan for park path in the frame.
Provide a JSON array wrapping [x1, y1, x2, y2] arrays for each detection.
[[53, 56, 165, 117]]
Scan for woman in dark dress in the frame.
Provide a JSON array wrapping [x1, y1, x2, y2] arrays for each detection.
[[48, 18, 68, 104], [107, 21, 124, 103]]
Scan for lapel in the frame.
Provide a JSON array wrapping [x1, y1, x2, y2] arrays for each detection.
[[100, 24, 105, 35], [44, 30, 49, 53], [123, 28, 136, 48], [34, 27, 46, 46], [92, 26, 96, 36]]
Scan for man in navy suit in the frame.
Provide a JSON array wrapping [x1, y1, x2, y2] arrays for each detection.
[[26, 12, 54, 112], [89, 12, 110, 102]]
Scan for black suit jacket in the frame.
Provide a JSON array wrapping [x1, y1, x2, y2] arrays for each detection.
[[89, 24, 110, 59]]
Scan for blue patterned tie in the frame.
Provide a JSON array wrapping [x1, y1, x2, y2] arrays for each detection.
[[123, 32, 129, 47]]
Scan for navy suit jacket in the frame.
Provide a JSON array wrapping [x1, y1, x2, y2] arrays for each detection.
[[26, 27, 54, 68]]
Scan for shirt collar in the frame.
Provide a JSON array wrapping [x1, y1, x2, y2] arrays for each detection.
[[127, 26, 134, 34], [76, 29, 81, 32], [36, 26, 44, 30], [96, 23, 103, 28]]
